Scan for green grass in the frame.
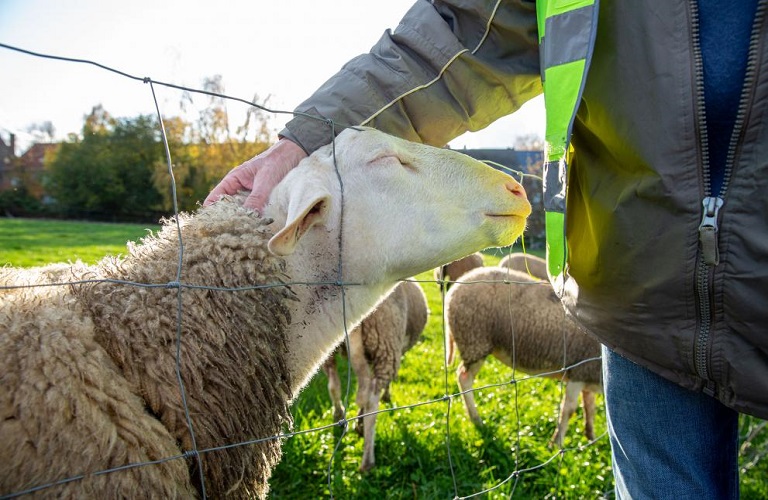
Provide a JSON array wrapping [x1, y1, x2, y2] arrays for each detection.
[[0, 218, 158, 267], [270, 259, 615, 499], [1, 218, 766, 499], [272, 261, 768, 499]]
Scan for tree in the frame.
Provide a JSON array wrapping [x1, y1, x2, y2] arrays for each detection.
[[26, 121, 56, 143], [47, 109, 164, 220], [151, 76, 272, 212], [47, 76, 273, 218], [83, 104, 114, 135]]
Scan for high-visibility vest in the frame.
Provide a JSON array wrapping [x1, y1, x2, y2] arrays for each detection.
[[536, 0, 599, 291]]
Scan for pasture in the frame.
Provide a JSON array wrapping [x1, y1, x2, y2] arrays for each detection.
[[1, 217, 766, 499], [0, 218, 158, 267]]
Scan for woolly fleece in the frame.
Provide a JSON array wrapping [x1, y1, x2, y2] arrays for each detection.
[[1, 199, 292, 498]]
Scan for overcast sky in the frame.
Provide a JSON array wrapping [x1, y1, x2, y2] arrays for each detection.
[[0, 0, 544, 153]]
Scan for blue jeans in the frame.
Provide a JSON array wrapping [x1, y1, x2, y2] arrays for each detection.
[[602, 345, 740, 499]]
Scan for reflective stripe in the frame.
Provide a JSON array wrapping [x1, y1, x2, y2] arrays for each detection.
[[537, 0, 595, 40], [541, 5, 595, 77], [543, 159, 567, 213], [542, 58, 586, 161], [536, 0, 599, 287], [545, 211, 566, 278]]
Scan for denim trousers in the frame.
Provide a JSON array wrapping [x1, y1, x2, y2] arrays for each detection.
[[602, 345, 740, 499]]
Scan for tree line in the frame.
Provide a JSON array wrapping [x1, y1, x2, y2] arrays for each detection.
[[1, 76, 271, 222]]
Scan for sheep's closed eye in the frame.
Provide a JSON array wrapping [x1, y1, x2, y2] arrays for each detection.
[[370, 154, 416, 172]]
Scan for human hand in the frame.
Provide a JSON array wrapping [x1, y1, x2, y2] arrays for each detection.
[[203, 138, 308, 212]]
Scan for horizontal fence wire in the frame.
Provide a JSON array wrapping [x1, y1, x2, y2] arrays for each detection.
[[0, 42, 607, 499]]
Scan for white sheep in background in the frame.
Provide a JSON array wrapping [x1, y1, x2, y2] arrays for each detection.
[[322, 279, 428, 472], [498, 252, 547, 280], [445, 267, 602, 447], [0, 127, 531, 499], [433, 252, 484, 291]]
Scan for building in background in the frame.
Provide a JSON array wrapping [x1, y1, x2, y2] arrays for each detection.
[[17, 142, 57, 199], [0, 132, 59, 216]]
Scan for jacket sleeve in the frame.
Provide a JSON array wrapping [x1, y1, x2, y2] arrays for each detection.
[[280, 0, 542, 154]]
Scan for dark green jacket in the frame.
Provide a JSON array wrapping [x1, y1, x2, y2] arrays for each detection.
[[280, 0, 768, 419]]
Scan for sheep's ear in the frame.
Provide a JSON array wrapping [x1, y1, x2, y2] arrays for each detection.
[[268, 189, 332, 256]]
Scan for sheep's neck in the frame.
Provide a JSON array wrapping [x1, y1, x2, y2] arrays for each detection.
[[281, 257, 393, 397]]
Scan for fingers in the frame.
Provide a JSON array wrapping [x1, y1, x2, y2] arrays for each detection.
[[203, 138, 309, 211], [202, 163, 255, 207], [249, 155, 305, 211], [242, 182, 271, 211]]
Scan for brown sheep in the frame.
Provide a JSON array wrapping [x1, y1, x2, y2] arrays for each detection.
[[0, 127, 531, 498], [498, 252, 547, 280], [322, 279, 429, 471], [445, 267, 602, 447]]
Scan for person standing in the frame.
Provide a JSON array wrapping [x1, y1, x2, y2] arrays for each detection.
[[206, 2, 767, 497]]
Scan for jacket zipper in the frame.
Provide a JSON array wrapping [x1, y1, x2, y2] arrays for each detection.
[[692, 1, 765, 385]]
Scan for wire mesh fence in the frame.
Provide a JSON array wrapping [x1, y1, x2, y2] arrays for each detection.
[[1, 41, 764, 500]]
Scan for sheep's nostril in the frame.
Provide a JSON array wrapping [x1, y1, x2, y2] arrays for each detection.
[[505, 181, 527, 198]]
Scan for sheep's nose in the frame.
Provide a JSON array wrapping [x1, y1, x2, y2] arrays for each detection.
[[505, 180, 527, 198]]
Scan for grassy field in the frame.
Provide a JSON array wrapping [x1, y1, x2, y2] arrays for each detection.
[[1, 218, 766, 499], [0, 218, 159, 267]]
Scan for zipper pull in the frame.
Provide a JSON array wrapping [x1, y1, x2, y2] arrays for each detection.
[[698, 196, 724, 266]]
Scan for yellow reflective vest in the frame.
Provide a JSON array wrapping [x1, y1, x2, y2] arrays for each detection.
[[536, 0, 600, 288]]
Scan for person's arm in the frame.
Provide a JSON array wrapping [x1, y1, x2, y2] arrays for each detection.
[[282, 0, 541, 154], [207, 0, 541, 210]]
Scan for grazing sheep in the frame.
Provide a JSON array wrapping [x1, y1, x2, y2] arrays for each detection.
[[0, 127, 531, 499], [498, 252, 547, 280], [433, 252, 484, 291], [322, 279, 428, 472], [445, 267, 602, 447]]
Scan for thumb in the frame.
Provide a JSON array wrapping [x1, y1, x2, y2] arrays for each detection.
[[243, 186, 270, 212]]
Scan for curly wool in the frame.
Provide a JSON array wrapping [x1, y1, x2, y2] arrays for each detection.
[[1, 199, 294, 499], [358, 280, 429, 387], [445, 267, 602, 444], [446, 266, 601, 386], [323, 280, 429, 471], [498, 252, 548, 281]]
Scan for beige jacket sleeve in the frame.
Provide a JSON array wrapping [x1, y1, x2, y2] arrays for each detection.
[[280, 0, 542, 154]]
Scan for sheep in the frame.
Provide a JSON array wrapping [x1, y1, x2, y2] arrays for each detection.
[[0, 127, 531, 499], [322, 279, 428, 472], [444, 266, 602, 447], [433, 252, 484, 291], [498, 252, 547, 280], [0, 261, 80, 287]]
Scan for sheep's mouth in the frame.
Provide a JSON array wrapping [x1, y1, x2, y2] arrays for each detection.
[[484, 213, 526, 220], [483, 213, 528, 246]]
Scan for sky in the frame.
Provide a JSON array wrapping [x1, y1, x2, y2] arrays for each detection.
[[0, 0, 545, 154]]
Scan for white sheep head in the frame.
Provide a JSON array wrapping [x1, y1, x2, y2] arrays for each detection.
[[264, 127, 531, 285]]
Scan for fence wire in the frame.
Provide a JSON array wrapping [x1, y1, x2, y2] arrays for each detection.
[[0, 42, 610, 499]]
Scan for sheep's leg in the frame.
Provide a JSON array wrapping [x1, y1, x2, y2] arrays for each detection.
[[550, 381, 584, 447], [322, 355, 346, 422], [457, 359, 485, 426], [348, 331, 370, 437], [381, 381, 392, 404], [360, 377, 383, 472], [582, 389, 596, 440]]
